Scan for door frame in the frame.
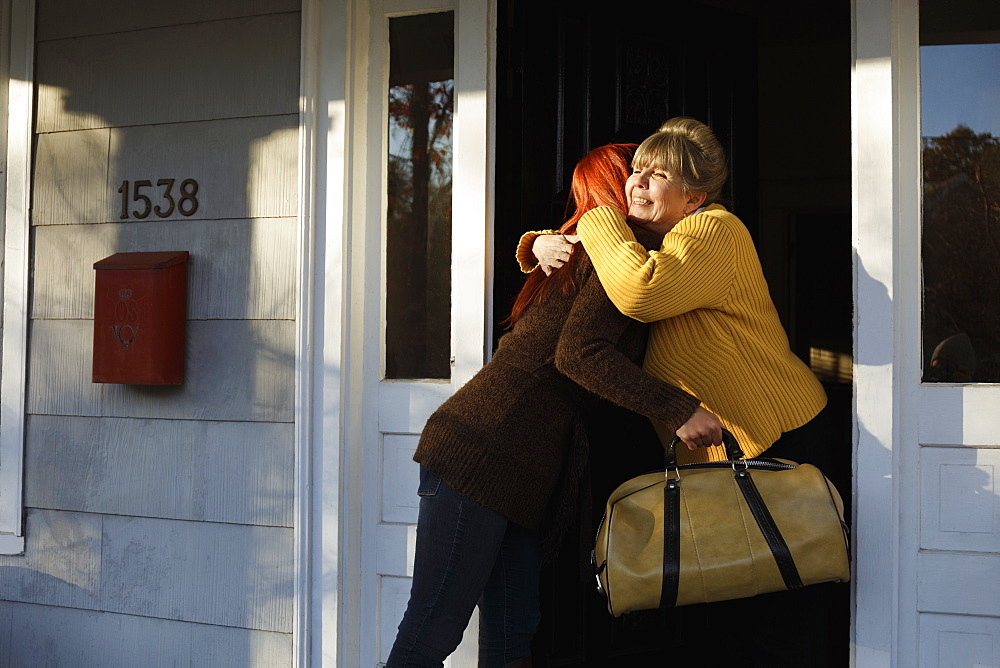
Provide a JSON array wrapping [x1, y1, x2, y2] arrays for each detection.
[[296, 0, 351, 665], [298, 0, 920, 664], [852, 0, 920, 664], [297, 0, 496, 665]]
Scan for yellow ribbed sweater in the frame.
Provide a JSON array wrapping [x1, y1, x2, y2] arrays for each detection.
[[570, 204, 827, 462]]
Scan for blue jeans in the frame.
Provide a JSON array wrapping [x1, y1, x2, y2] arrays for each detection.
[[386, 467, 541, 668]]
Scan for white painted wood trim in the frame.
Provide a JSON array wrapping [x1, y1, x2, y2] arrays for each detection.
[[347, 1, 495, 665], [0, 0, 8, 192], [357, 5, 386, 666], [451, 0, 496, 384], [894, 2, 922, 666], [852, 0, 899, 663], [0, 0, 34, 556], [298, 0, 354, 665], [918, 385, 1000, 446], [296, 0, 320, 665], [342, 2, 373, 666]]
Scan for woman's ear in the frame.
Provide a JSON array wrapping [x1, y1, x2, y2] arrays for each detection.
[[686, 191, 708, 213]]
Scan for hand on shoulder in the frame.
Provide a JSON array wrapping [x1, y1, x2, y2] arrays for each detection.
[[532, 233, 579, 275]]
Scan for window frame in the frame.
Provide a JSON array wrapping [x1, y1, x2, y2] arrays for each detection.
[[0, 0, 34, 556]]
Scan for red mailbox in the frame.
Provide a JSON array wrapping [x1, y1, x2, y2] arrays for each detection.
[[92, 251, 189, 385]]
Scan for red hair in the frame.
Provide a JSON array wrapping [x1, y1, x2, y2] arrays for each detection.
[[504, 143, 637, 326]]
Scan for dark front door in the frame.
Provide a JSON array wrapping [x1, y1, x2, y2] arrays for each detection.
[[494, 1, 852, 666], [494, 3, 756, 665]]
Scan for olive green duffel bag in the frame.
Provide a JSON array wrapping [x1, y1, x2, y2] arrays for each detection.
[[592, 430, 850, 616]]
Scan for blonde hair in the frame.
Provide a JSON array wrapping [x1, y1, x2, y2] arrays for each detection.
[[633, 117, 728, 204]]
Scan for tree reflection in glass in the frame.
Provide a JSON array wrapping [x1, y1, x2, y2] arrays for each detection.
[[920, 16, 1000, 382], [385, 12, 454, 380]]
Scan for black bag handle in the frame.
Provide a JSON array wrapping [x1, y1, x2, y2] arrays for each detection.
[[666, 428, 744, 467]]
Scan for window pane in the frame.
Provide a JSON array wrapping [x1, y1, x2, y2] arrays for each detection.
[[920, 2, 1000, 382], [385, 12, 454, 380]]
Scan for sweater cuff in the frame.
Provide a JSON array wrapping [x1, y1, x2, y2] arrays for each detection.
[[516, 229, 559, 273]]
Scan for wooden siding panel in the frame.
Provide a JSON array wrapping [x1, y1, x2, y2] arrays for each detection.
[[26, 415, 293, 526], [0, 600, 291, 667], [920, 446, 1000, 553], [381, 433, 420, 524], [379, 576, 412, 665], [28, 319, 294, 422], [918, 551, 1000, 617], [918, 385, 1000, 447], [33, 128, 110, 226], [107, 116, 299, 222], [35, 14, 299, 132], [33, 116, 298, 227], [0, 509, 101, 610], [919, 613, 1000, 668], [32, 218, 296, 320], [27, 319, 103, 417], [0, 601, 8, 654], [37, 0, 299, 41], [376, 524, 417, 578], [100, 516, 293, 631]]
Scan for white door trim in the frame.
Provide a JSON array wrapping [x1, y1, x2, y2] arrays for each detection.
[[297, 0, 353, 665], [894, 3, 1000, 665], [349, 1, 496, 665], [852, 0, 897, 663], [852, 0, 919, 664], [0, 0, 34, 556], [893, 2, 922, 665]]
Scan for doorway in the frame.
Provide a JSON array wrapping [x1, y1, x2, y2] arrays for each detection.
[[493, 0, 852, 664]]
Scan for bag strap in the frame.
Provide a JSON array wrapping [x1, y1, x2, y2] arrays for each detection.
[[660, 477, 681, 608], [658, 429, 802, 607], [733, 467, 804, 591], [665, 428, 744, 467]]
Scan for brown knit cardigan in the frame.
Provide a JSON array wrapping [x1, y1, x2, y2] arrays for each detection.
[[414, 249, 701, 530]]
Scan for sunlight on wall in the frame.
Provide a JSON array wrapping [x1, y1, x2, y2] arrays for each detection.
[[247, 125, 299, 321]]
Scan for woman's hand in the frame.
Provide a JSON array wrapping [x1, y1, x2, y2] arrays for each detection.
[[533, 234, 579, 275], [675, 407, 724, 450]]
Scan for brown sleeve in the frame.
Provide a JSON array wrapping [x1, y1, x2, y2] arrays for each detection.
[[553, 254, 701, 434]]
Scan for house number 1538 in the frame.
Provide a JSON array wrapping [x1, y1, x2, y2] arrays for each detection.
[[117, 178, 200, 219]]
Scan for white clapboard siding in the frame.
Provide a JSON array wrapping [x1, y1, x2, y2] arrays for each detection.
[[0, 509, 293, 631], [27, 319, 294, 422], [0, 600, 291, 668], [100, 514, 293, 631], [26, 415, 293, 527], [32, 127, 110, 226], [32, 218, 296, 320], [33, 116, 298, 226], [0, 510, 102, 610], [37, 0, 299, 41], [35, 14, 299, 132], [107, 117, 299, 222]]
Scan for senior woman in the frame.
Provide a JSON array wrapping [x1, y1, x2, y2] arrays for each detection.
[[521, 117, 837, 666]]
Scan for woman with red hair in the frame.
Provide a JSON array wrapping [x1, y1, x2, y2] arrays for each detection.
[[386, 144, 721, 668]]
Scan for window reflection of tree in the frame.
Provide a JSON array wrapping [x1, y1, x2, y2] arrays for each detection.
[[922, 124, 1000, 382], [385, 12, 454, 381]]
